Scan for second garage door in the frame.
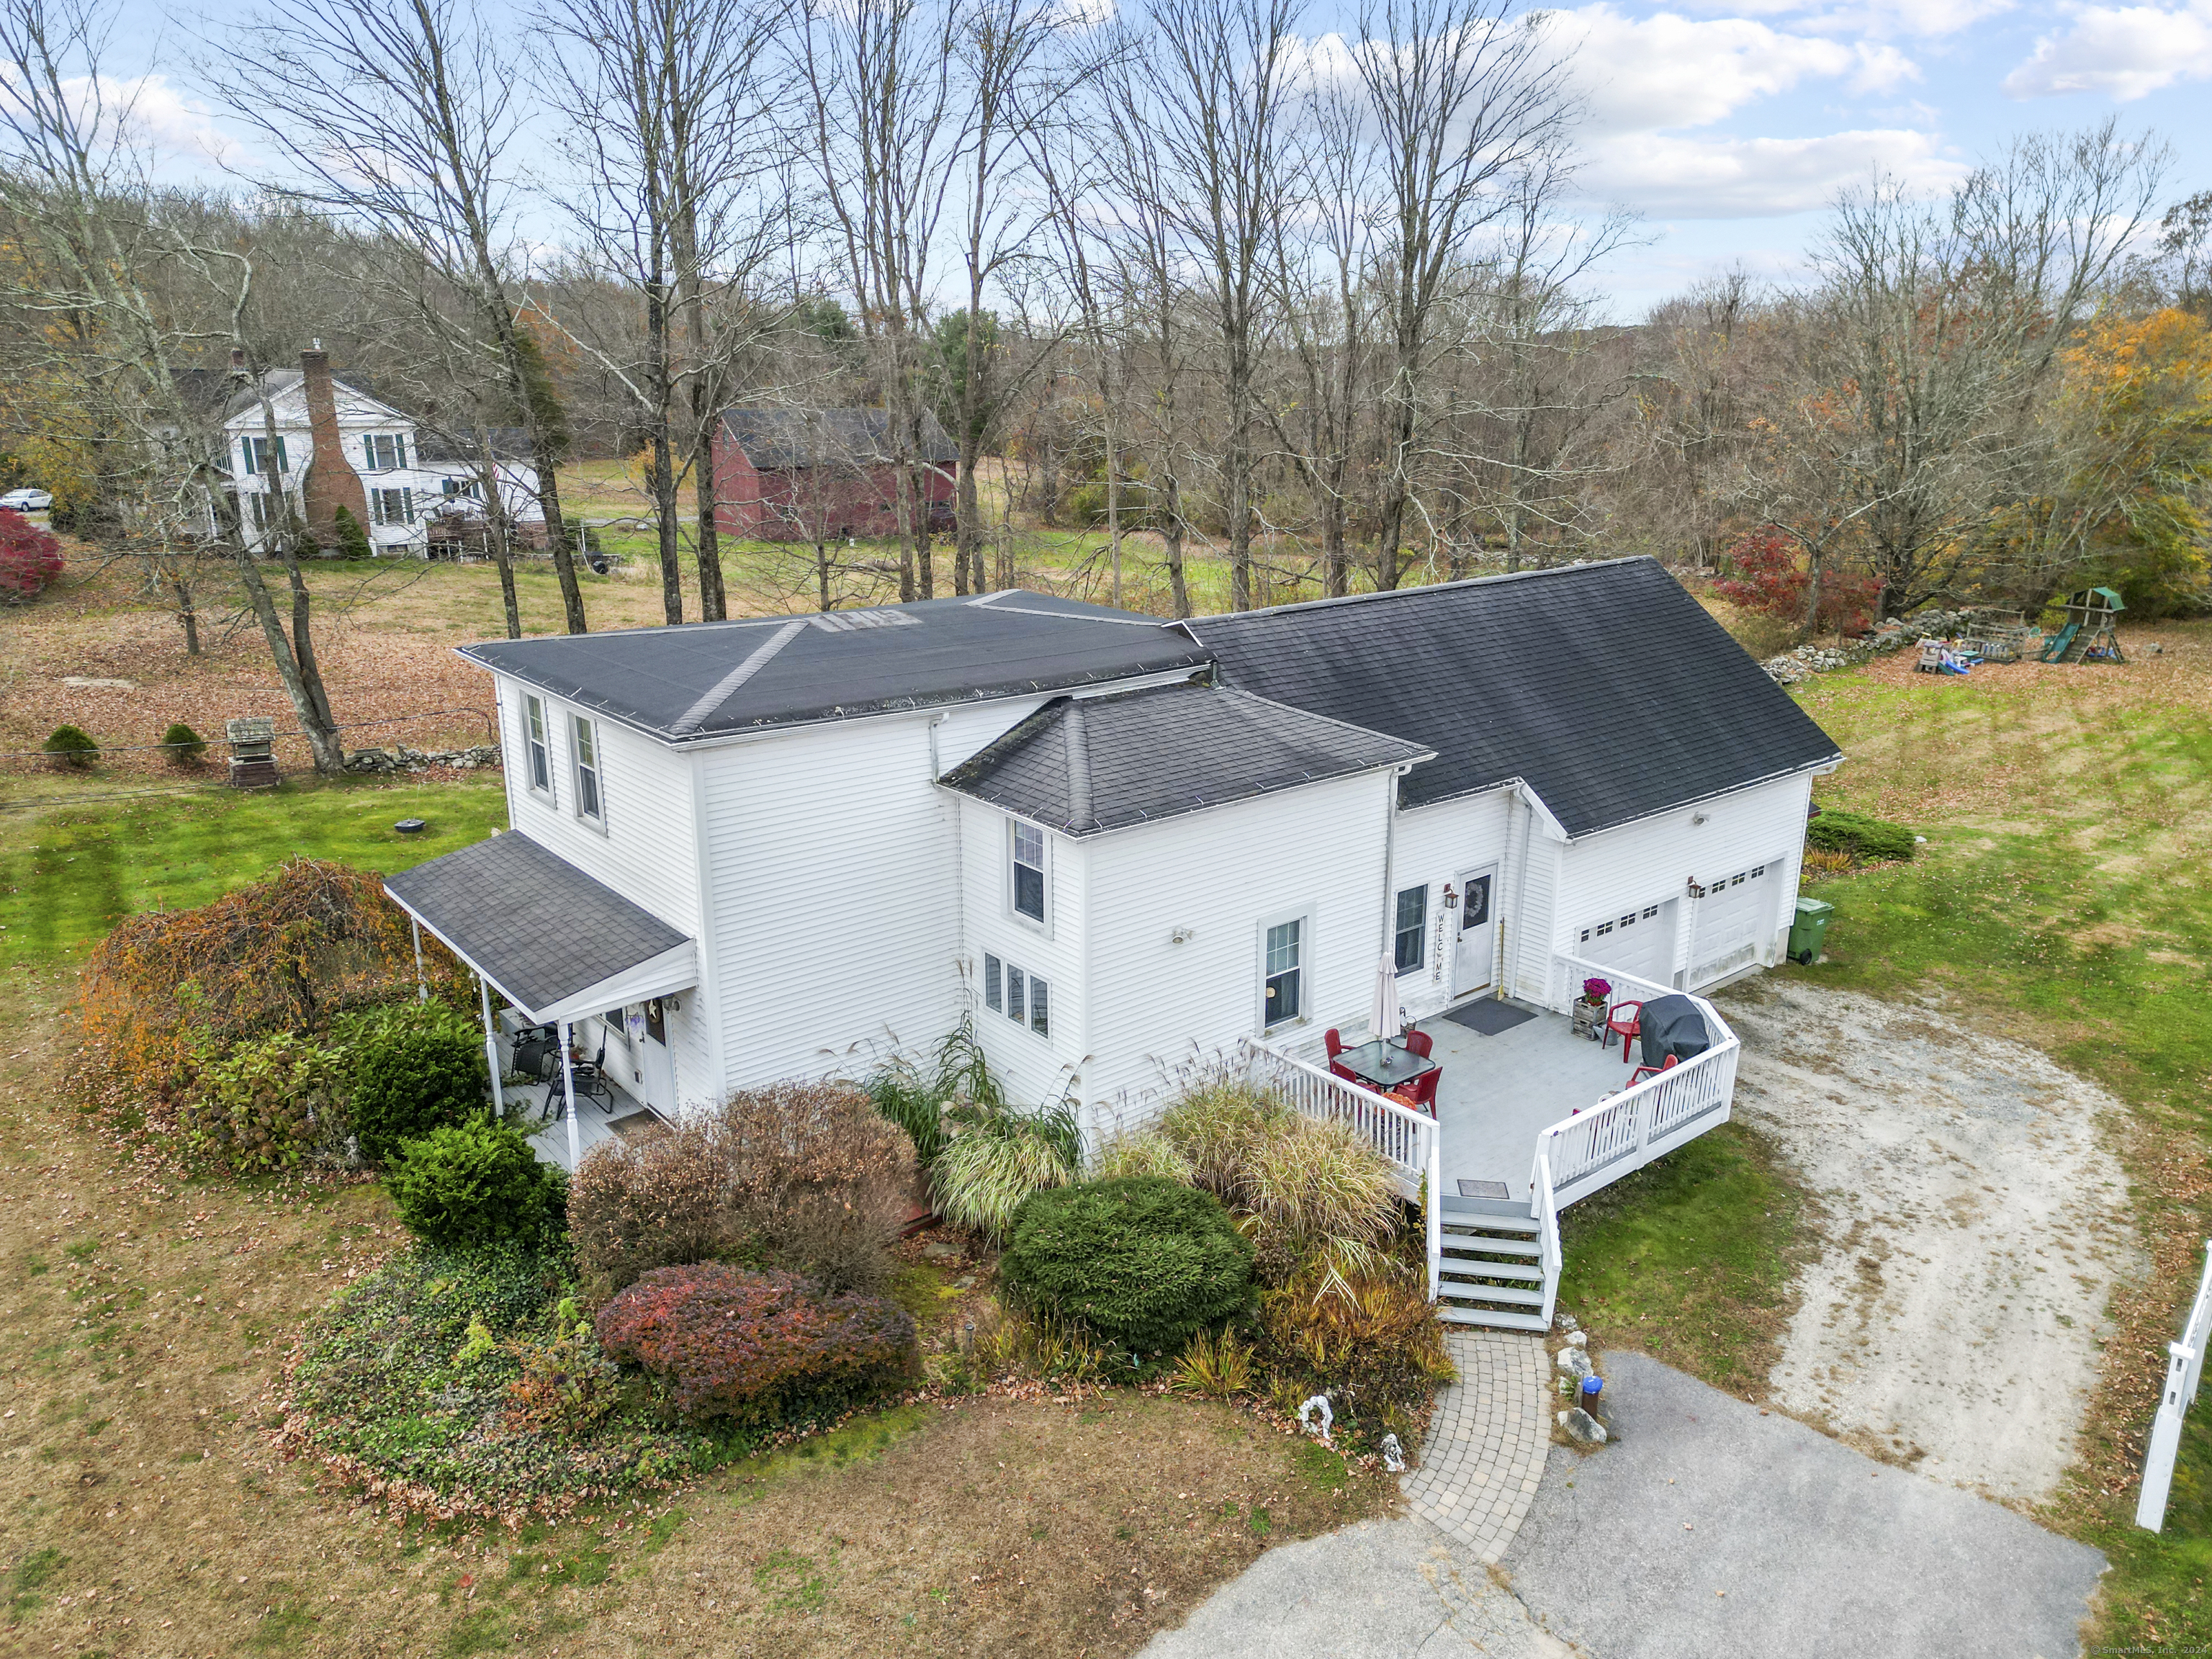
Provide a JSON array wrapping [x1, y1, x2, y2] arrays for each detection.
[[1689, 863, 1779, 986]]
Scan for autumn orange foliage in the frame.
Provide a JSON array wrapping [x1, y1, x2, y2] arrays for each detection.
[[74, 858, 464, 1129]]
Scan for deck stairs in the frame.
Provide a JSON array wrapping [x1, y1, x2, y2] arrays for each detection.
[[1434, 1196, 1552, 1332]]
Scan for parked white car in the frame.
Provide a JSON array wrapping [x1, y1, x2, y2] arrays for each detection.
[[0, 487, 53, 511]]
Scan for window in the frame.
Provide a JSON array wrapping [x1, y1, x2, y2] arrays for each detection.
[[247, 492, 276, 531], [572, 715, 604, 823], [984, 953, 1048, 1038], [372, 487, 415, 527], [240, 435, 288, 475], [1393, 885, 1426, 974], [1264, 919, 1303, 1027], [523, 696, 553, 798], [1011, 822, 1046, 922], [441, 477, 481, 500], [364, 433, 407, 472]]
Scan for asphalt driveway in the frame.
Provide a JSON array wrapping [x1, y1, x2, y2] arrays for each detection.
[[1499, 1352, 2105, 1659]]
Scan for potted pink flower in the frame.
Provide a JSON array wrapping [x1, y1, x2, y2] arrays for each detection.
[[1573, 977, 1612, 1040]]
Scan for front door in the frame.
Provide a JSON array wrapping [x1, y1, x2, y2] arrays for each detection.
[[1452, 866, 1498, 998], [623, 999, 678, 1114]]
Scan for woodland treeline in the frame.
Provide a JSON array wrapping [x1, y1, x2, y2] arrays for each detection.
[[1, 0, 2208, 735]]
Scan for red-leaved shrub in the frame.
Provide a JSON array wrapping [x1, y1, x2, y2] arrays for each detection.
[[594, 1264, 915, 1426], [0, 508, 63, 603], [1713, 527, 1878, 634]]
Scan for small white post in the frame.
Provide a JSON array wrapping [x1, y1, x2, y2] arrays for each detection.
[[410, 917, 427, 1002], [479, 975, 504, 1120], [559, 1018, 581, 1171]]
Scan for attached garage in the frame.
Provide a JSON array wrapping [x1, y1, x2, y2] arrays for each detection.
[[1572, 897, 1679, 988], [1689, 862, 1781, 986]]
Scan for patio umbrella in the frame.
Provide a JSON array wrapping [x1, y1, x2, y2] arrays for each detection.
[[1369, 950, 1400, 1043]]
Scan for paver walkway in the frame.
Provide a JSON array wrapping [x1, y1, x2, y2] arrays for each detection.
[[1400, 1328, 1553, 1562]]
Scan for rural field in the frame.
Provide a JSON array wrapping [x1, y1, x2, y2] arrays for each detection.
[[3, 548, 2209, 1652]]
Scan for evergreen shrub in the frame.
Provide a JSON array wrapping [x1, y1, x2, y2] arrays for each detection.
[[347, 999, 487, 1163], [331, 505, 375, 561], [42, 724, 96, 768], [1000, 1177, 1252, 1354], [387, 1118, 562, 1246], [1806, 807, 1915, 863], [161, 722, 207, 765]]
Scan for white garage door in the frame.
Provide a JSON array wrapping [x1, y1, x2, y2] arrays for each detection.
[[1689, 863, 1779, 986], [1573, 899, 1678, 988]]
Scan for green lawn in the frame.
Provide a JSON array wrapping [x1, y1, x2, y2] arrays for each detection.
[[1560, 628, 2212, 1644], [0, 775, 508, 974]]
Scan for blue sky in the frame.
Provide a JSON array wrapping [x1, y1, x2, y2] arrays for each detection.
[[89, 0, 2212, 318]]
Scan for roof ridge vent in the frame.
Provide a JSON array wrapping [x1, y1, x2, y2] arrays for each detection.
[[810, 607, 920, 632], [1064, 700, 1093, 829]]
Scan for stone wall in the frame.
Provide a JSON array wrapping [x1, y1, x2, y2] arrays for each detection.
[[342, 743, 502, 775]]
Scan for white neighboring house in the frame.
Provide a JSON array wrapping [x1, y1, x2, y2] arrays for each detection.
[[223, 366, 544, 554], [385, 559, 1845, 1329]]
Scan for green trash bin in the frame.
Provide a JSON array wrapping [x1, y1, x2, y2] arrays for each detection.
[[1788, 896, 1833, 964]]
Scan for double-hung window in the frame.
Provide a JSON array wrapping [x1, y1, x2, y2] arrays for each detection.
[[372, 486, 415, 527], [1264, 918, 1303, 1028], [981, 951, 1049, 1039], [1394, 885, 1427, 974], [364, 433, 407, 472], [240, 435, 288, 475], [523, 696, 554, 799], [1011, 821, 1046, 924], [572, 715, 605, 825]]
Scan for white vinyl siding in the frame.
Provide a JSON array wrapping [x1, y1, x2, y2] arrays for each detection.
[[957, 793, 1087, 1105], [1385, 786, 1514, 1020]]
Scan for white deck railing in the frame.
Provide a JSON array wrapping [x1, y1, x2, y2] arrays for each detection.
[[1552, 953, 1678, 1014], [1244, 1038, 1444, 1301], [2139, 1241, 2212, 1531]]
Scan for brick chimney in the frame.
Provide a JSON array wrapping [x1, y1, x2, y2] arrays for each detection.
[[298, 341, 370, 547]]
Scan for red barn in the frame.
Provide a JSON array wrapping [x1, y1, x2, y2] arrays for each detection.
[[712, 408, 958, 542]]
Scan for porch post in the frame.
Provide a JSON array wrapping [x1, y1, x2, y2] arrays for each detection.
[[410, 917, 428, 1002], [559, 1018, 581, 1170], [478, 975, 505, 1120]]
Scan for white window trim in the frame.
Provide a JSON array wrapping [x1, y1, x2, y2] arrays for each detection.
[[1393, 882, 1428, 976], [1256, 904, 1315, 1035], [521, 692, 556, 806], [570, 713, 608, 832], [981, 947, 1053, 1043], [1005, 814, 1052, 938]]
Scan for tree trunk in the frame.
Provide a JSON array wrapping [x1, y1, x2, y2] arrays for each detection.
[[1161, 472, 1190, 619], [174, 576, 200, 655], [953, 443, 979, 596], [693, 392, 727, 621]]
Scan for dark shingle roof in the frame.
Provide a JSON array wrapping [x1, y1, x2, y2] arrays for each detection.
[[720, 407, 958, 467], [940, 683, 1432, 835], [1191, 557, 1843, 837], [459, 591, 1212, 742], [384, 832, 689, 1016]]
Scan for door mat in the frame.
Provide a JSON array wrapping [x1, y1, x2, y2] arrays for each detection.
[[1442, 999, 1539, 1035], [1457, 1179, 1512, 1200], [608, 1110, 668, 1141]]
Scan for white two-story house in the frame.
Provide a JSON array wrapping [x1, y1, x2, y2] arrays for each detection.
[[223, 353, 544, 555], [386, 559, 1845, 1328]]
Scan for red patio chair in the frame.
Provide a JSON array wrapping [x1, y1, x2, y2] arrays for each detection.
[[1627, 1053, 1679, 1087], [1605, 1000, 1643, 1064], [1402, 1029, 1434, 1061], [1388, 1067, 1439, 1115], [1324, 1028, 1354, 1082]]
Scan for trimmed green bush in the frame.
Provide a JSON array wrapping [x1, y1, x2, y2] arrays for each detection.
[[387, 1118, 561, 1246], [331, 504, 375, 561], [1806, 806, 1915, 863], [42, 724, 96, 769], [1001, 1177, 1253, 1354], [346, 999, 487, 1164], [161, 722, 206, 765]]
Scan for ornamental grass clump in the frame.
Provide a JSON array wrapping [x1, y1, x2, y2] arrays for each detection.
[[595, 1264, 915, 1426], [1087, 1130, 1195, 1185], [932, 1100, 1079, 1237], [999, 1177, 1252, 1355]]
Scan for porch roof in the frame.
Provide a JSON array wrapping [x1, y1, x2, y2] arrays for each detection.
[[383, 831, 695, 1025]]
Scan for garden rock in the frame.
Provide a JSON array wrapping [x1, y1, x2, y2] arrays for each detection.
[[1555, 1346, 1593, 1382], [1557, 1406, 1607, 1447], [343, 743, 502, 775], [60, 675, 135, 690]]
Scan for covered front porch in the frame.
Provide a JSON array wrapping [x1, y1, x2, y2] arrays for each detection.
[[383, 830, 700, 1172]]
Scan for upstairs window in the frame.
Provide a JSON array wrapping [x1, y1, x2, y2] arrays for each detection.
[[364, 433, 407, 472], [1011, 821, 1046, 923], [523, 696, 553, 799], [1394, 885, 1427, 974], [572, 715, 605, 824], [241, 435, 288, 475], [1264, 918, 1303, 1028]]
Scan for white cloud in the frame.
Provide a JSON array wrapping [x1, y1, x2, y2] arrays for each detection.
[[1550, 6, 1864, 132], [1578, 127, 1968, 216], [1640, 0, 2013, 37], [0, 70, 244, 168], [2002, 0, 2212, 99]]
